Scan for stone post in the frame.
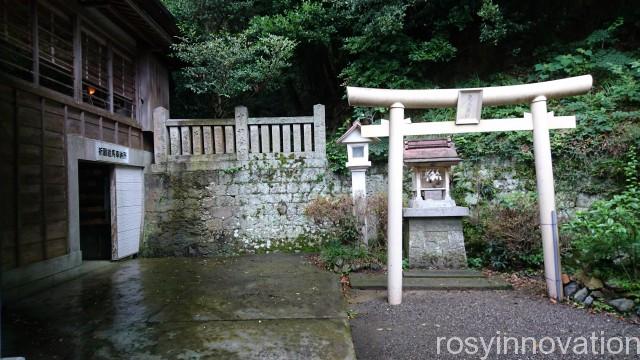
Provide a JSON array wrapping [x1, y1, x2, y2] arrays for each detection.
[[313, 104, 326, 157], [235, 106, 249, 161], [153, 106, 169, 164]]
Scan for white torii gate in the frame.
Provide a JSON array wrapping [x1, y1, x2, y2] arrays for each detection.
[[347, 75, 593, 305]]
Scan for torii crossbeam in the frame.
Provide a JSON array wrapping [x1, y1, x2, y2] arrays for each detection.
[[347, 75, 593, 305]]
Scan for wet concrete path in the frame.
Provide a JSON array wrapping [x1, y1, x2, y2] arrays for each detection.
[[2, 254, 356, 359]]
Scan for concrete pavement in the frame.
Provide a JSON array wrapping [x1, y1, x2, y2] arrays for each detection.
[[2, 254, 355, 359]]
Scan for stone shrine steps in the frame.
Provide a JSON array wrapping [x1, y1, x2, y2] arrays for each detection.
[[349, 270, 512, 290], [403, 269, 484, 278]]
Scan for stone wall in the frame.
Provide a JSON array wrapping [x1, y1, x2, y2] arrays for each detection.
[[143, 105, 372, 256], [143, 155, 351, 256], [453, 159, 604, 221]]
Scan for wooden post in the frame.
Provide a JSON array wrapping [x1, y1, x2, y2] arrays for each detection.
[[114, 121, 118, 144], [73, 16, 82, 102], [153, 106, 169, 164], [31, 0, 39, 85], [14, 89, 21, 266], [40, 97, 48, 259], [107, 43, 113, 112]]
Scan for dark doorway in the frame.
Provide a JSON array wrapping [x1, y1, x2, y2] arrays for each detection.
[[78, 161, 112, 260]]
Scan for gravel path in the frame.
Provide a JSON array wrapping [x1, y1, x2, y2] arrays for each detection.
[[348, 290, 640, 359]]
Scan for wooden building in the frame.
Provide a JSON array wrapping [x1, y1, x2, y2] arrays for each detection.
[[0, 0, 177, 298]]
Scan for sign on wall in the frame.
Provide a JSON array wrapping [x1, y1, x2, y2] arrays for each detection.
[[96, 142, 130, 164]]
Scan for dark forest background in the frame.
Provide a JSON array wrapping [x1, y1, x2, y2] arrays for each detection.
[[163, 0, 638, 127]]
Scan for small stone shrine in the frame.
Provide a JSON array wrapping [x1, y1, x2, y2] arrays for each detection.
[[403, 138, 469, 268]]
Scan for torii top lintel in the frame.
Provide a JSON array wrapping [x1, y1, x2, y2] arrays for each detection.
[[347, 75, 593, 109]]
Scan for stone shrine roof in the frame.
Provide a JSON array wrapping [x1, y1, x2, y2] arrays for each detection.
[[404, 138, 461, 165]]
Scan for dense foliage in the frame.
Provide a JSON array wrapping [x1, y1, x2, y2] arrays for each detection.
[[464, 191, 543, 271], [563, 149, 640, 283], [162, 0, 638, 121]]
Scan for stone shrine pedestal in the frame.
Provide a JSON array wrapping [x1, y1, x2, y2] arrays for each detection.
[[403, 206, 469, 269]]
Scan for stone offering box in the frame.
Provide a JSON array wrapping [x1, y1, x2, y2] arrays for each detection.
[[403, 139, 469, 268]]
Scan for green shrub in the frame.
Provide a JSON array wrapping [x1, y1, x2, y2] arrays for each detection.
[[563, 148, 640, 282], [464, 191, 544, 270], [304, 195, 361, 245], [319, 241, 384, 274], [367, 193, 388, 248], [305, 194, 389, 273]]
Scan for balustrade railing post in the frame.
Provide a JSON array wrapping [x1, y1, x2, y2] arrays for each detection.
[[235, 106, 249, 160], [153, 106, 169, 164], [313, 104, 326, 157]]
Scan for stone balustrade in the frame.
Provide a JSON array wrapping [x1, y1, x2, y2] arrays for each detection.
[[152, 105, 326, 165]]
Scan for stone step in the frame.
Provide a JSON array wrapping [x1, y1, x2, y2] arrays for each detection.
[[403, 269, 484, 278], [349, 273, 512, 291]]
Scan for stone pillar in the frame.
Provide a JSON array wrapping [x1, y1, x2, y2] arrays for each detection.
[[235, 106, 249, 161], [313, 104, 326, 157], [153, 106, 169, 164]]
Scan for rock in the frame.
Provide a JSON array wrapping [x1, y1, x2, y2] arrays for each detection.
[[590, 291, 604, 299], [564, 282, 579, 298], [604, 280, 625, 292], [561, 273, 571, 285], [608, 298, 635, 312], [636, 307, 640, 317], [573, 287, 589, 302], [583, 296, 594, 306], [576, 193, 600, 208], [369, 263, 382, 271], [573, 270, 589, 285], [585, 277, 604, 290]]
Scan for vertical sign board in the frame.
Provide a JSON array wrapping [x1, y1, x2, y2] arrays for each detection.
[[456, 89, 483, 125], [112, 165, 144, 260]]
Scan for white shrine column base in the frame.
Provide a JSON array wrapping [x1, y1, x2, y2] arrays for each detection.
[[388, 103, 404, 305], [531, 96, 563, 301]]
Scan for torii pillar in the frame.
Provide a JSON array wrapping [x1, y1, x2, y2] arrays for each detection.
[[347, 75, 593, 305]]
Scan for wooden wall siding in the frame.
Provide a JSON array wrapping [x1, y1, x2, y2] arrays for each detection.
[[1, 0, 173, 140], [80, 31, 110, 110], [0, 84, 17, 270], [1, 79, 145, 271], [0, 0, 33, 83], [112, 51, 135, 118], [37, 2, 74, 96], [136, 52, 170, 132], [64, 107, 142, 149], [0, 85, 69, 270]]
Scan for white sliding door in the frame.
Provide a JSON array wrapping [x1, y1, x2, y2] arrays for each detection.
[[112, 166, 144, 260]]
